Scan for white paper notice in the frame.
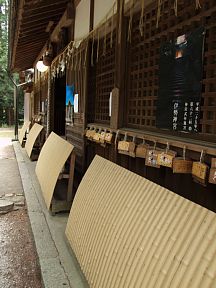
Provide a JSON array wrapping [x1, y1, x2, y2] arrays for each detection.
[[109, 92, 112, 117], [74, 94, 79, 113]]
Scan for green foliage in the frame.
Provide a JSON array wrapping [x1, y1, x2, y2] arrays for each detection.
[[0, 0, 18, 126]]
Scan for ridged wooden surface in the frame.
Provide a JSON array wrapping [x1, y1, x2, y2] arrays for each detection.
[[25, 123, 43, 157], [66, 155, 216, 288], [35, 132, 73, 209], [18, 121, 31, 144]]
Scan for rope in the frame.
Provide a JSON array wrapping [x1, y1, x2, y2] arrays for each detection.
[[84, 40, 88, 67], [71, 51, 74, 71], [78, 49, 82, 70], [156, 0, 162, 28], [118, 0, 124, 44], [103, 19, 107, 56], [195, 0, 201, 9], [174, 0, 178, 16], [96, 29, 100, 62], [74, 52, 78, 71], [51, 0, 117, 67], [127, 0, 134, 42], [91, 31, 94, 66], [139, 0, 145, 37], [110, 3, 115, 48]]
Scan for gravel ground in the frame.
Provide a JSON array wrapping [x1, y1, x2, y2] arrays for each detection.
[[0, 128, 43, 288], [0, 210, 42, 288]]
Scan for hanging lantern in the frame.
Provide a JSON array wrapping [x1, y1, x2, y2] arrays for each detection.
[[36, 60, 48, 72], [43, 42, 53, 66]]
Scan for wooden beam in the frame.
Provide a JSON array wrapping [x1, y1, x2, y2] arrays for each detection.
[[23, 1, 68, 12], [11, 0, 25, 71], [21, 19, 54, 30], [22, 8, 64, 20], [20, 13, 62, 26], [33, 2, 75, 67], [17, 41, 46, 49]]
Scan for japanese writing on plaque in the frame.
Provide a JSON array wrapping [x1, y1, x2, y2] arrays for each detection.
[[173, 102, 179, 130], [183, 102, 188, 131], [183, 101, 200, 132], [194, 102, 200, 132]]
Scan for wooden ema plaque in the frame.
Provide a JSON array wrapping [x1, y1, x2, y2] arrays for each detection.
[[93, 132, 101, 143], [145, 149, 160, 168], [173, 158, 193, 174], [211, 158, 216, 168], [118, 141, 135, 152], [209, 168, 216, 184], [208, 158, 216, 184], [105, 132, 113, 143], [192, 162, 208, 180], [100, 132, 106, 144], [118, 141, 136, 157], [157, 151, 176, 168], [86, 129, 96, 140], [135, 144, 149, 158]]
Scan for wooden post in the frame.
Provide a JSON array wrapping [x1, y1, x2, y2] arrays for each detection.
[[89, 0, 95, 32], [46, 67, 53, 138], [67, 150, 76, 202], [111, 0, 126, 130]]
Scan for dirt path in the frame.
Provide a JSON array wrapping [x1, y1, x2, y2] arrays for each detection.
[[0, 128, 42, 288], [0, 210, 42, 288]]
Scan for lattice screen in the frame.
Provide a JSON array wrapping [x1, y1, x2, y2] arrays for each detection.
[[88, 31, 116, 124], [126, 0, 216, 140]]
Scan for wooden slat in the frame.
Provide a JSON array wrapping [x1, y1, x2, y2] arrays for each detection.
[[35, 132, 74, 209], [66, 155, 216, 288], [25, 123, 44, 158]]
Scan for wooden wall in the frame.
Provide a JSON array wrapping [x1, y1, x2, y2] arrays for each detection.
[[40, 0, 216, 210], [84, 0, 216, 212]]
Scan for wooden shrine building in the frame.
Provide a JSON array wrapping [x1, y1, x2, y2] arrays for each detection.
[[8, 0, 216, 211]]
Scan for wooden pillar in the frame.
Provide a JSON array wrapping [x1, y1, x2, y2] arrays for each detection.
[[89, 0, 94, 32], [84, 0, 94, 128], [111, 0, 126, 130], [46, 67, 53, 138]]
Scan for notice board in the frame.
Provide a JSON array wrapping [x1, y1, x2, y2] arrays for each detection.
[[156, 27, 205, 133]]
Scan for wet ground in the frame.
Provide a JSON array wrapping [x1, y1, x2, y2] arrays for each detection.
[[0, 128, 42, 288], [0, 129, 23, 197]]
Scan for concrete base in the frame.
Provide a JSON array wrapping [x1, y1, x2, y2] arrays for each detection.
[[13, 142, 88, 288]]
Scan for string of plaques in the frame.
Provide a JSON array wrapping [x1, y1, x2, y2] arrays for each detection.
[[85, 126, 216, 187]]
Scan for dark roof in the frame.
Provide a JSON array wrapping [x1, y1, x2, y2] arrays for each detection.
[[9, 0, 69, 71]]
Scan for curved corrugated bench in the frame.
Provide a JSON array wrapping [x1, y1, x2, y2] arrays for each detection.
[[18, 120, 31, 145], [66, 155, 216, 288], [25, 123, 44, 158]]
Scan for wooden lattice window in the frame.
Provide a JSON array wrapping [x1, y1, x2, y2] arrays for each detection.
[[126, 0, 216, 141], [88, 31, 116, 124]]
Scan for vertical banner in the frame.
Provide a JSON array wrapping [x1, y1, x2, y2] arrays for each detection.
[[156, 27, 205, 132], [74, 93, 79, 113]]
